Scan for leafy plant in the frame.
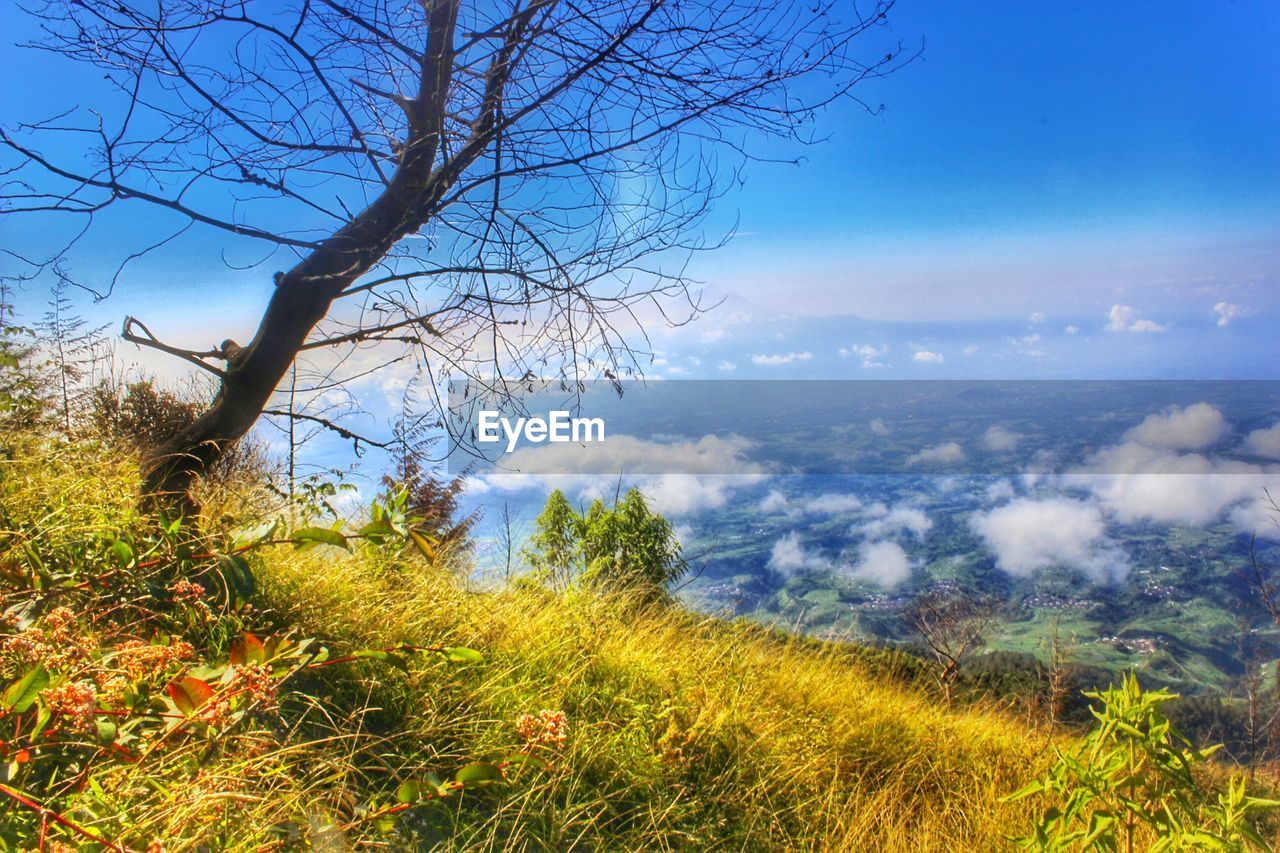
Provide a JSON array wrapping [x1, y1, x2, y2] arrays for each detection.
[[384, 415, 476, 554], [1008, 672, 1279, 851], [523, 488, 687, 602], [0, 469, 511, 849]]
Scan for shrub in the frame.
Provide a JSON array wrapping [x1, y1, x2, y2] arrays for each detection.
[[523, 488, 686, 602], [1009, 672, 1278, 850], [88, 378, 202, 450], [0, 443, 507, 849]]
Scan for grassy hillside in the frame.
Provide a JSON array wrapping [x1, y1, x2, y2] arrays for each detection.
[[0, 425, 1266, 850]]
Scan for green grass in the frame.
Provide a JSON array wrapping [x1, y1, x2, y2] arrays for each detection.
[[0, 424, 1242, 851]]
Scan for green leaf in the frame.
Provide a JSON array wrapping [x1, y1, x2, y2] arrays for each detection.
[[441, 647, 484, 664], [455, 762, 504, 785], [408, 530, 436, 560], [230, 519, 278, 551], [396, 780, 421, 804], [95, 718, 118, 744], [3, 665, 49, 713], [502, 752, 549, 777], [1002, 780, 1045, 802], [352, 650, 410, 673], [109, 539, 134, 567], [264, 635, 296, 661], [217, 554, 257, 602], [358, 519, 394, 540], [503, 753, 548, 768], [292, 527, 350, 551]]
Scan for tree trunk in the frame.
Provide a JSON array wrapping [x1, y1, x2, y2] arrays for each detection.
[[141, 271, 338, 509], [141, 0, 464, 512]]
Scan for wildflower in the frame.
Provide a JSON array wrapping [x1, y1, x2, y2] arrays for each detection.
[[168, 578, 206, 604], [42, 681, 98, 725], [229, 662, 278, 711], [1, 627, 51, 666], [2, 609, 96, 671], [196, 696, 232, 727], [43, 606, 77, 642], [96, 674, 131, 708], [112, 639, 196, 681], [515, 709, 569, 750]]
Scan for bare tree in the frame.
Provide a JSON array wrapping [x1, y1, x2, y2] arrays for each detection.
[[907, 586, 1000, 706], [1, 0, 909, 507], [1235, 497, 1280, 767], [37, 271, 108, 432], [1043, 614, 1076, 726], [498, 500, 518, 581], [1240, 494, 1280, 624]]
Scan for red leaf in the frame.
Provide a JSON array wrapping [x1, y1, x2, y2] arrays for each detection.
[[231, 632, 267, 665], [168, 676, 214, 715]]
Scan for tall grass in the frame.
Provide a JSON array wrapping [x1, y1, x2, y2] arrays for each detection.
[[2, 427, 1058, 850]]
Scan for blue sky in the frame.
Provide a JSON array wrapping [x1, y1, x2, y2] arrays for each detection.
[[685, 1, 1280, 323], [1, 0, 1277, 384]]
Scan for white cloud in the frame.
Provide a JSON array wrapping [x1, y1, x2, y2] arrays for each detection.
[[971, 497, 1129, 583], [1106, 305, 1136, 331], [838, 343, 888, 368], [985, 479, 1016, 503], [906, 441, 966, 466], [716, 360, 737, 372], [1064, 324, 1080, 335], [1029, 311, 1046, 324], [912, 350, 944, 364], [640, 475, 760, 516], [1066, 441, 1274, 527], [857, 504, 932, 539], [480, 434, 770, 516], [1213, 302, 1253, 328], [1107, 304, 1168, 333], [1229, 495, 1280, 540], [869, 418, 892, 437], [759, 489, 788, 513], [1123, 402, 1229, 450], [1243, 422, 1280, 460], [982, 425, 1024, 452], [485, 433, 763, 478], [751, 351, 812, 366], [844, 540, 913, 589], [759, 490, 862, 517], [673, 524, 695, 546], [767, 532, 829, 574], [803, 493, 864, 515], [700, 327, 729, 343], [1130, 319, 1168, 333]]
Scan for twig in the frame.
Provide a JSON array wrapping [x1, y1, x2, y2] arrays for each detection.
[[121, 316, 225, 377], [261, 409, 391, 450], [0, 782, 131, 852]]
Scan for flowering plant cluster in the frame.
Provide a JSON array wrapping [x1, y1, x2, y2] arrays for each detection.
[[516, 709, 570, 751], [0, 501, 500, 849]]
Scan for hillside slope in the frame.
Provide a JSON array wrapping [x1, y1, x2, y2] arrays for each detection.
[[0, 429, 1056, 850]]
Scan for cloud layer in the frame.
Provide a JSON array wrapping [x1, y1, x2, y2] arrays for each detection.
[[971, 497, 1129, 583]]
